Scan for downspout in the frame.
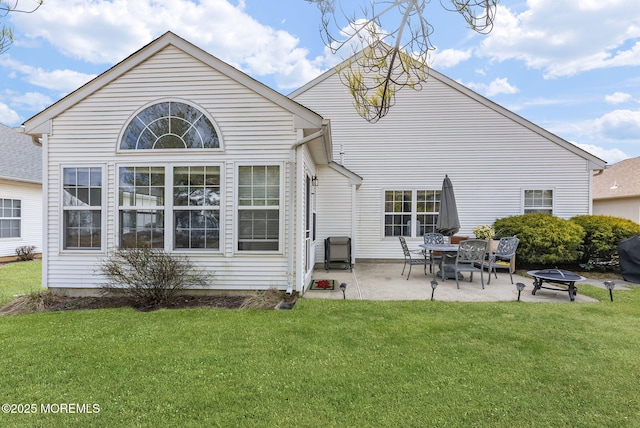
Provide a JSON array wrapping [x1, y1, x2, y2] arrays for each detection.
[[287, 127, 326, 294]]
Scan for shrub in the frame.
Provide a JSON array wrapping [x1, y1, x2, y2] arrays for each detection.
[[493, 213, 585, 265], [99, 247, 211, 306], [571, 215, 640, 269], [15, 245, 37, 261]]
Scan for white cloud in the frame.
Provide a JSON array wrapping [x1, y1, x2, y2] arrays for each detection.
[[594, 109, 640, 139], [573, 143, 629, 164], [11, 92, 54, 112], [0, 103, 21, 126], [465, 77, 519, 97], [0, 55, 95, 93], [11, 0, 328, 91], [431, 48, 472, 69], [478, 1, 640, 78], [604, 92, 632, 105]]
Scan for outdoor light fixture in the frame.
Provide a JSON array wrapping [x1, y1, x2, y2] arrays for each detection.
[[340, 282, 347, 299], [430, 279, 438, 301], [604, 280, 615, 302], [312, 176, 319, 187], [515, 282, 526, 301]]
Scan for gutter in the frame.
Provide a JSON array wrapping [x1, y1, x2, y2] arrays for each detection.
[[287, 125, 328, 294]]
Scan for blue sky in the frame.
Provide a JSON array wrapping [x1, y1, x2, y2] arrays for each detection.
[[1, 0, 639, 164]]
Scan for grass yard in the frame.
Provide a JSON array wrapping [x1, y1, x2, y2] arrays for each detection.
[[1, 261, 639, 427]]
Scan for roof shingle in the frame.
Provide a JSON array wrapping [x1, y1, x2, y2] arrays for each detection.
[[0, 123, 42, 183], [593, 157, 640, 200]]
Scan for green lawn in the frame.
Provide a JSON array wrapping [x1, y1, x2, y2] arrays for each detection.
[[1, 261, 639, 427]]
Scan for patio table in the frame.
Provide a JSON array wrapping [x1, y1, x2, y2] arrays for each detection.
[[420, 243, 459, 280]]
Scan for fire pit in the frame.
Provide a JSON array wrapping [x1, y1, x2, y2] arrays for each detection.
[[527, 269, 586, 302]]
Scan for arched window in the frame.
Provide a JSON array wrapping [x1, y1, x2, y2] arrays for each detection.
[[120, 101, 219, 150]]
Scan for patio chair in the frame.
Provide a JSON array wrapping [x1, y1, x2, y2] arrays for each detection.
[[485, 236, 520, 284], [442, 239, 488, 289], [398, 236, 428, 280], [423, 232, 444, 273]]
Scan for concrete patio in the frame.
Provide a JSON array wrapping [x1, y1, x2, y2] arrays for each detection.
[[306, 261, 627, 303]]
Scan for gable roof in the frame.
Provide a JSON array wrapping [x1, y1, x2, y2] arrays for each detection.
[[289, 55, 607, 171], [22, 31, 325, 136], [593, 157, 640, 200], [0, 123, 42, 184]]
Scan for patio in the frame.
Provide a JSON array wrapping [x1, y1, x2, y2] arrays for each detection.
[[307, 262, 606, 302]]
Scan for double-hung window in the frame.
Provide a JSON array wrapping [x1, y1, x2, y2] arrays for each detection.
[[118, 166, 165, 248], [0, 198, 21, 239], [238, 165, 280, 251], [384, 189, 441, 237], [62, 167, 102, 249], [523, 189, 553, 215], [173, 166, 220, 249]]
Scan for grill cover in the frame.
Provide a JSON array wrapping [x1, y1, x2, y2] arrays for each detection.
[[618, 234, 640, 284]]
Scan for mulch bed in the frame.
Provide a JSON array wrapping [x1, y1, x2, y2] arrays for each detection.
[[44, 295, 249, 312]]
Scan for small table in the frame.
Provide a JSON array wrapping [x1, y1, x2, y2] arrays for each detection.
[[528, 269, 586, 301], [419, 243, 459, 280]]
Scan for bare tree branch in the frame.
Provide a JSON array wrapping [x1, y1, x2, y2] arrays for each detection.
[[1, 0, 44, 54], [307, 0, 499, 122]]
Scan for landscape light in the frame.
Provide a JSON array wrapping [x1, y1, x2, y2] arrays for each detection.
[[604, 280, 615, 302], [430, 279, 438, 301]]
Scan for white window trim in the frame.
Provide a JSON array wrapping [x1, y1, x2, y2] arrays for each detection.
[[0, 197, 22, 240], [234, 162, 284, 254], [59, 164, 107, 253], [521, 187, 555, 215], [382, 189, 441, 239]]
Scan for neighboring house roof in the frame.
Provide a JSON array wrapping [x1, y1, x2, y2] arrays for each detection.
[[0, 123, 42, 184], [289, 59, 607, 171], [593, 157, 640, 200], [22, 31, 332, 162]]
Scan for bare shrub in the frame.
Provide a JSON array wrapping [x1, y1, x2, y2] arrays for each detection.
[[15, 245, 36, 261], [0, 290, 55, 315], [99, 247, 210, 306], [240, 288, 284, 310]]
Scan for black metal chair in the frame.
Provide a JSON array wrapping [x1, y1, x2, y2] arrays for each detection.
[[485, 236, 520, 284], [442, 239, 488, 289], [398, 236, 428, 280], [423, 232, 444, 273]]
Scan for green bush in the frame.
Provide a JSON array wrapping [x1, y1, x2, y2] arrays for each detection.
[[494, 213, 585, 265], [571, 215, 640, 269]]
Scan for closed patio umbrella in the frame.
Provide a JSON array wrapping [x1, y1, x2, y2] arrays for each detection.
[[436, 175, 460, 236]]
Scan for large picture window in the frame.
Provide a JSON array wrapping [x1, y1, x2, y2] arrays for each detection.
[[118, 165, 221, 250], [238, 165, 280, 251], [62, 167, 102, 249], [384, 189, 441, 237], [0, 198, 21, 239], [524, 189, 553, 215]]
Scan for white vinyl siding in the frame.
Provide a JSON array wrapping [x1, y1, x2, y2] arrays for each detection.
[[0, 182, 42, 258], [41, 45, 307, 291], [293, 66, 597, 260]]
